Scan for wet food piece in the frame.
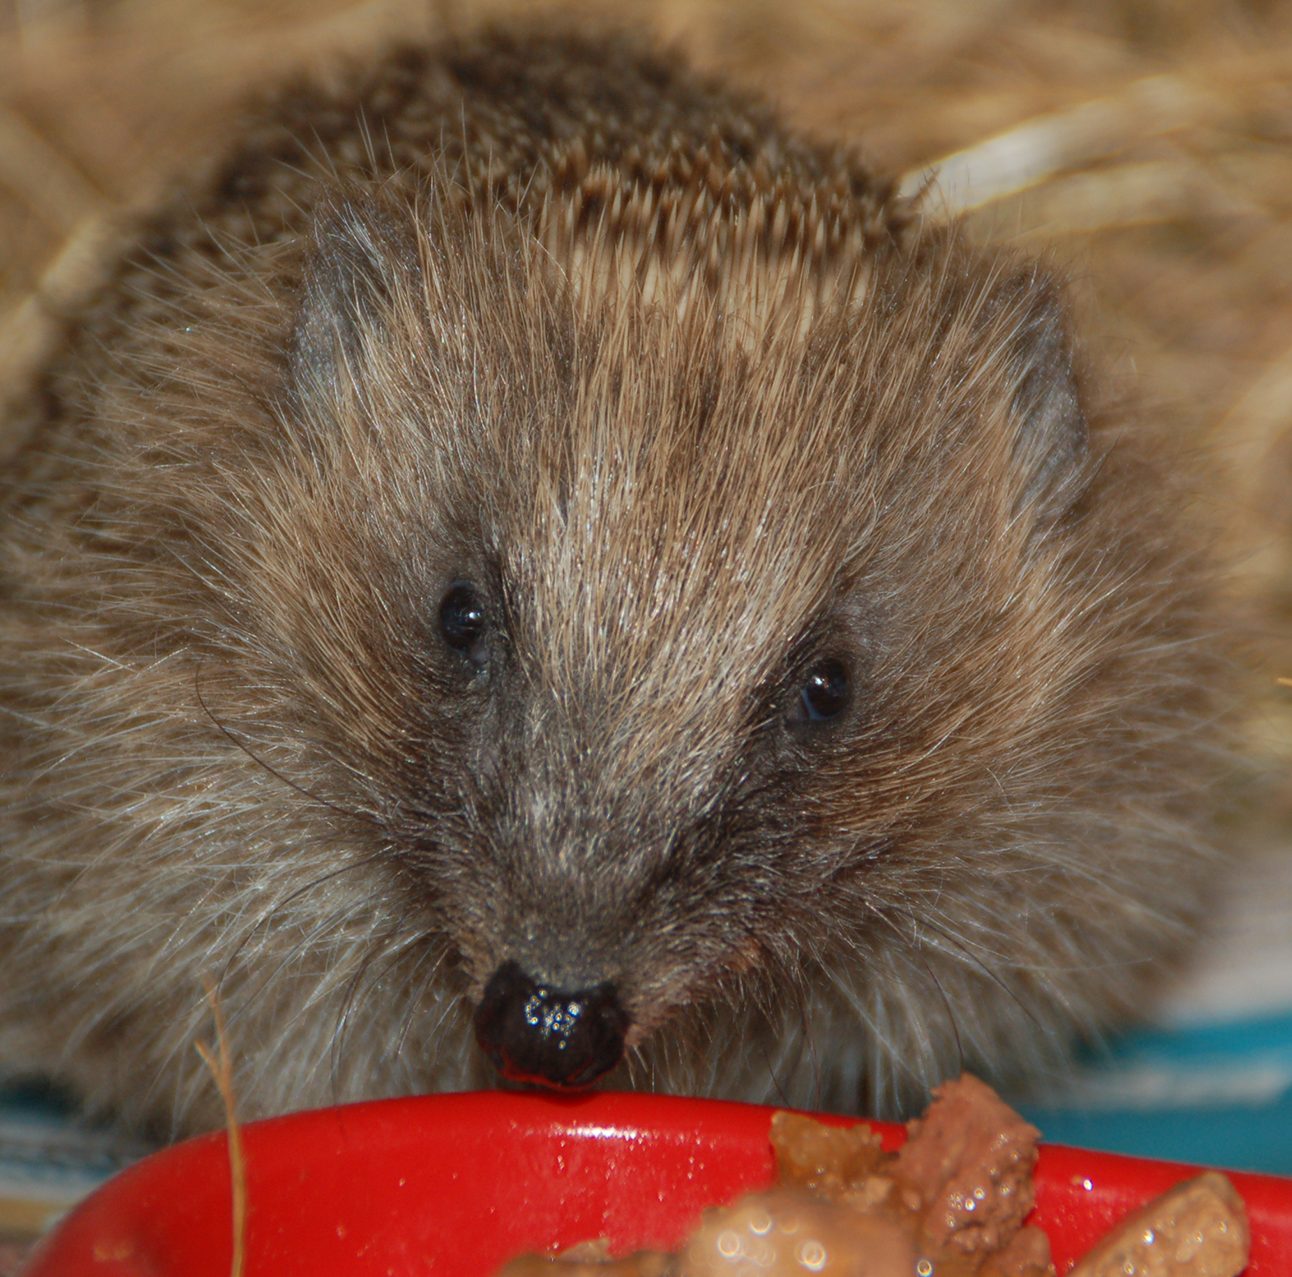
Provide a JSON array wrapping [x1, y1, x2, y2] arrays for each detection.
[[1068, 1171, 1249, 1277]]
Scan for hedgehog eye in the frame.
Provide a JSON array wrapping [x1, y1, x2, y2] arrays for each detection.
[[438, 582, 489, 668], [794, 658, 850, 724]]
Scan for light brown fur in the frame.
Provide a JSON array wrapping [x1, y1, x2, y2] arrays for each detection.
[[0, 28, 1220, 1134]]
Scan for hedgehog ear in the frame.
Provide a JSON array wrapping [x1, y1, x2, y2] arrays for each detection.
[[286, 198, 415, 401], [1005, 281, 1089, 520]]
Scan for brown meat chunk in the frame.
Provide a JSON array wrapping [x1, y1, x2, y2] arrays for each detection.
[[770, 1112, 886, 1199], [979, 1225, 1056, 1277], [1068, 1172, 1250, 1277], [894, 1074, 1041, 1257], [676, 1188, 916, 1277]]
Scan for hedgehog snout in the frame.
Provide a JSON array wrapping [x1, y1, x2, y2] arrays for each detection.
[[472, 959, 631, 1089]]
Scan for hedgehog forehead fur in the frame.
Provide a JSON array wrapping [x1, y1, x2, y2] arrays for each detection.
[[0, 27, 1221, 1133], [276, 184, 1085, 755]]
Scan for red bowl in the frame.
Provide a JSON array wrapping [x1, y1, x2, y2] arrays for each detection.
[[23, 1090, 1292, 1276]]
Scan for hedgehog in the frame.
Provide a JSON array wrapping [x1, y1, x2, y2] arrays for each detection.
[[0, 27, 1220, 1135]]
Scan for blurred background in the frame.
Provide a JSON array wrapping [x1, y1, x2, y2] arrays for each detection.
[[0, 0, 1290, 1249]]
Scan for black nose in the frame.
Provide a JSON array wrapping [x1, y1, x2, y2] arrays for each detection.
[[473, 960, 629, 1089]]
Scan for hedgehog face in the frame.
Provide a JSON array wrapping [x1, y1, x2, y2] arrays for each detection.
[[228, 190, 1201, 1100], [0, 174, 1212, 1132]]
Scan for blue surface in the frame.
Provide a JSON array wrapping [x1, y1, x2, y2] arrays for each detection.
[[1022, 1012, 1292, 1175], [1024, 1094, 1292, 1173]]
